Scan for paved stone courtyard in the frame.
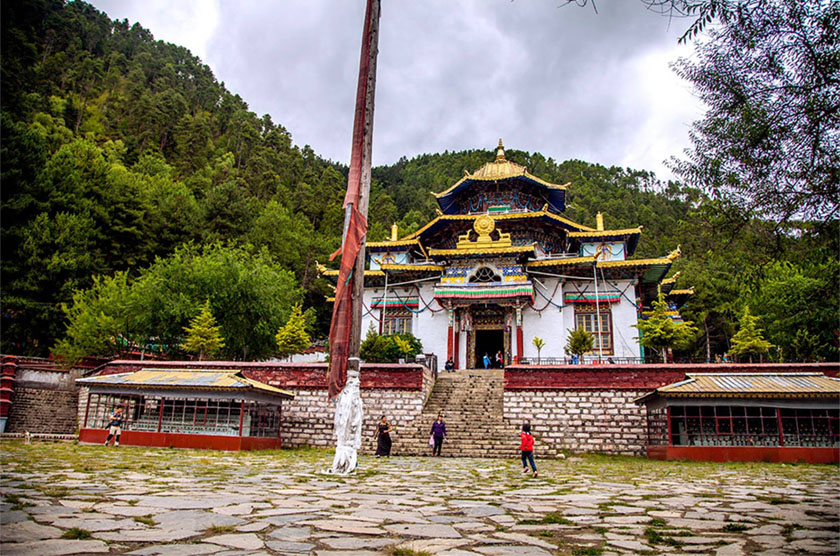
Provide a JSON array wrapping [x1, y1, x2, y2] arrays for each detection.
[[1, 442, 837, 556]]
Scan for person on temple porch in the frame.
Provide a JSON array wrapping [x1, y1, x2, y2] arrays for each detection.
[[482, 353, 491, 369], [495, 350, 504, 369]]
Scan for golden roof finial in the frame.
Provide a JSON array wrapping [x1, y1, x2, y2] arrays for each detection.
[[495, 138, 506, 161], [596, 212, 604, 231], [667, 245, 682, 261], [390, 223, 398, 242]]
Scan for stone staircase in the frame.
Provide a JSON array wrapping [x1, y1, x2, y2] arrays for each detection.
[[390, 368, 557, 458]]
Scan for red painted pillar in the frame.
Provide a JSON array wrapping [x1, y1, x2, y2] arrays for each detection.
[[0, 356, 17, 433], [453, 331, 460, 370], [446, 307, 454, 363]]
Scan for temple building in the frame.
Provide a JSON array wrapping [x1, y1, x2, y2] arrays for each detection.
[[325, 141, 685, 368]]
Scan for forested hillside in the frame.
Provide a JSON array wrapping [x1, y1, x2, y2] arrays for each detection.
[[2, 0, 836, 362]]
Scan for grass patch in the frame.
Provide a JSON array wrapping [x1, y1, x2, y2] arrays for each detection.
[[61, 528, 92, 540], [206, 524, 237, 534], [517, 519, 541, 525], [126, 499, 139, 506], [647, 517, 666, 527], [392, 548, 433, 556], [542, 512, 575, 525], [552, 487, 574, 495], [781, 523, 802, 542], [354, 469, 380, 479], [41, 486, 70, 497], [534, 530, 554, 538], [644, 527, 684, 548], [4, 494, 34, 511], [133, 515, 155, 526], [723, 523, 750, 532], [571, 548, 603, 556]]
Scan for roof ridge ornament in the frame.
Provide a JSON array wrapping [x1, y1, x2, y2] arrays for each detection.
[[495, 138, 506, 161], [456, 214, 512, 249]]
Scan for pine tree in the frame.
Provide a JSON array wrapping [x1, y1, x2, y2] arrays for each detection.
[[275, 303, 310, 360], [634, 288, 698, 363], [730, 306, 774, 363], [182, 300, 225, 360], [564, 328, 594, 359]]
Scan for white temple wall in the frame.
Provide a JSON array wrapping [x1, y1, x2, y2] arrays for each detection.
[[521, 277, 566, 360], [610, 281, 642, 358], [413, 282, 448, 363], [361, 288, 377, 340]]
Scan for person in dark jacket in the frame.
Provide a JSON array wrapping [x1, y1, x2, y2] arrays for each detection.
[[430, 413, 447, 456], [374, 415, 393, 457]]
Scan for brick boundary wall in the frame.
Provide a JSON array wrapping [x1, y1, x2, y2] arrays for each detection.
[[7, 387, 79, 434], [2, 356, 85, 435], [83, 361, 436, 452], [503, 362, 840, 456]]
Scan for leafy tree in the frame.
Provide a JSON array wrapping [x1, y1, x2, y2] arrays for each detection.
[[745, 259, 838, 362], [670, 0, 840, 225], [54, 243, 301, 362], [564, 328, 594, 359], [729, 306, 774, 363], [635, 289, 699, 363], [182, 300, 225, 360], [53, 271, 144, 364], [275, 303, 310, 360], [532, 336, 545, 365]]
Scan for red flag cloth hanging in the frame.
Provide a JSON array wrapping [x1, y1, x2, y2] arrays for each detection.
[[327, 206, 367, 399], [327, 0, 378, 399]]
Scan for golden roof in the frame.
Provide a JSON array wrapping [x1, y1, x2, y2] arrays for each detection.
[[403, 210, 595, 240], [365, 239, 420, 248], [597, 257, 673, 268], [661, 271, 682, 286], [432, 140, 568, 198], [669, 288, 695, 295], [568, 227, 642, 238], [430, 245, 536, 257], [380, 264, 444, 272], [526, 256, 597, 268], [321, 269, 385, 277]]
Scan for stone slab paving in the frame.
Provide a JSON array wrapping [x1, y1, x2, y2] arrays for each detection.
[[1, 442, 838, 555]]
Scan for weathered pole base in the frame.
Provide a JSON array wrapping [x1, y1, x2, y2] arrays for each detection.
[[328, 359, 363, 475]]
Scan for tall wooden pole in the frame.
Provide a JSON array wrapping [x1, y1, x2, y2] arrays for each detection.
[[346, 0, 379, 363], [328, 0, 380, 474]]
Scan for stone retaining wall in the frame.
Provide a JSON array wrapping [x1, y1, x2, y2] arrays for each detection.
[[504, 389, 648, 456], [7, 387, 79, 434]]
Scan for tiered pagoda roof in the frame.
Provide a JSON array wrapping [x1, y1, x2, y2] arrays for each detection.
[[433, 140, 568, 215]]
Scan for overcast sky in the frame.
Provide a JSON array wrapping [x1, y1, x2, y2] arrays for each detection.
[[89, 0, 705, 180]]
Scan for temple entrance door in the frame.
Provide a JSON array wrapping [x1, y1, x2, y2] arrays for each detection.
[[474, 329, 504, 369]]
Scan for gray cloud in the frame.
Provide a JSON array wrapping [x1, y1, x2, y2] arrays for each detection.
[[91, 0, 702, 178]]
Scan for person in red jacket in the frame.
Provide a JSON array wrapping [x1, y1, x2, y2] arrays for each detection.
[[520, 422, 537, 477]]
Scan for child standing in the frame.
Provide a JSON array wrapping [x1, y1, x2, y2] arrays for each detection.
[[520, 422, 537, 477]]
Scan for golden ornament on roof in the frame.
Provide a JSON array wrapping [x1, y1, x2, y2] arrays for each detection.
[[474, 214, 495, 235]]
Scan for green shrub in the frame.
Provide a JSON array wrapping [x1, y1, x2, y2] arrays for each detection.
[[360, 325, 423, 363]]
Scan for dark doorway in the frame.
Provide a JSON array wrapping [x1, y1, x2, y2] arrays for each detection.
[[474, 329, 504, 368]]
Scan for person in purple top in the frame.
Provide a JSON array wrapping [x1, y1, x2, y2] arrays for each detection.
[[430, 413, 447, 456]]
